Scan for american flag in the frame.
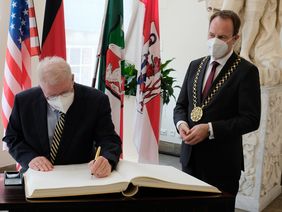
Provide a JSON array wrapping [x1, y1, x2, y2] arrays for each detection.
[[1, 0, 40, 151]]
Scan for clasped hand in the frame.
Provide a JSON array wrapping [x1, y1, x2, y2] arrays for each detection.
[[28, 156, 111, 178], [179, 123, 209, 145]]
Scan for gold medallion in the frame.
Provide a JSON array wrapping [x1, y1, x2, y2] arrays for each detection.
[[191, 107, 203, 122]]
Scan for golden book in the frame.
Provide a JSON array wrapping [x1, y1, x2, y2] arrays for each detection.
[[24, 159, 221, 198]]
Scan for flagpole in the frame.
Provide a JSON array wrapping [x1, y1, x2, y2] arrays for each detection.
[[92, 54, 100, 88], [92, 0, 108, 88]]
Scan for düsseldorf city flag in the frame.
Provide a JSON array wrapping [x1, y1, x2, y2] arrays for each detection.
[[125, 0, 161, 164], [97, 0, 124, 141]]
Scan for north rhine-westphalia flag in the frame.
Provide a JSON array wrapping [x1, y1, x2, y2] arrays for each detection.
[[125, 0, 161, 164], [1, 0, 40, 155], [40, 0, 66, 59], [96, 0, 125, 145]]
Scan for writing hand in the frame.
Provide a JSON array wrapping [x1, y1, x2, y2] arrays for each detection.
[[88, 156, 111, 178], [28, 156, 53, 171]]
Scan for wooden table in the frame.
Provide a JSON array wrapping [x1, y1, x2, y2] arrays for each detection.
[[0, 173, 234, 211]]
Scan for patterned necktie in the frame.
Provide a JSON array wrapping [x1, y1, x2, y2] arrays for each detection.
[[202, 61, 219, 99], [50, 112, 65, 164]]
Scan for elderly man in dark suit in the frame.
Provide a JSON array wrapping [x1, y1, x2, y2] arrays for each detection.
[[3, 56, 122, 178], [174, 10, 261, 210]]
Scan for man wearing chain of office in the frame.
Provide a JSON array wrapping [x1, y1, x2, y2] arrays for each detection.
[[173, 10, 261, 211]]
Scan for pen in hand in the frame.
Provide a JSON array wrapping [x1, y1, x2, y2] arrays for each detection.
[[94, 146, 101, 161], [91, 146, 101, 177]]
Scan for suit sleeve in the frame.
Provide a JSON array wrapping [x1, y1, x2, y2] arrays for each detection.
[[173, 63, 191, 130], [3, 95, 39, 169], [212, 65, 261, 138], [93, 94, 122, 169]]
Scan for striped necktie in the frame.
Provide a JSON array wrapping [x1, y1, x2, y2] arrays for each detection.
[[50, 112, 65, 164]]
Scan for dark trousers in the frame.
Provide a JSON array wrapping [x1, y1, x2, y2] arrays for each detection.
[[182, 162, 239, 212]]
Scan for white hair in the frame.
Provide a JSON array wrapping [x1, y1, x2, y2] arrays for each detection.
[[38, 56, 72, 86]]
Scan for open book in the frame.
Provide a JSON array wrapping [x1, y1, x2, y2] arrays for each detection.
[[24, 159, 221, 198]]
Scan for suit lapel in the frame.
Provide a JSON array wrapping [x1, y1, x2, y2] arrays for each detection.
[[211, 52, 237, 90], [33, 89, 50, 154], [198, 57, 210, 103]]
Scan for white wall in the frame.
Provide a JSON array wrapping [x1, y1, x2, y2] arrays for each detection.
[[159, 0, 209, 143]]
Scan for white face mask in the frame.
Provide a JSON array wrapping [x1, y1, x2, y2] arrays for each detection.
[[207, 38, 228, 59], [47, 91, 74, 113]]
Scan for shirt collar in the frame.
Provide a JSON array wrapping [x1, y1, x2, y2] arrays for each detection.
[[210, 49, 233, 66], [47, 103, 60, 114]]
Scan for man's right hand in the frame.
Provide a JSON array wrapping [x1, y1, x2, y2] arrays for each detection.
[[28, 156, 53, 171], [178, 123, 190, 141]]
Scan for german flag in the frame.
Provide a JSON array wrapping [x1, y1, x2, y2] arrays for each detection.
[[40, 0, 66, 59]]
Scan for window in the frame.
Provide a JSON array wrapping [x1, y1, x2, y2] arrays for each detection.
[[67, 46, 95, 85], [64, 0, 132, 87]]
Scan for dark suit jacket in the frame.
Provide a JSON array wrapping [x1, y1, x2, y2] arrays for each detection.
[[3, 83, 122, 171], [173, 52, 261, 179]]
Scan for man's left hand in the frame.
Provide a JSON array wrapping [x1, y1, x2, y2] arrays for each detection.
[[184, 124, 209, 145]]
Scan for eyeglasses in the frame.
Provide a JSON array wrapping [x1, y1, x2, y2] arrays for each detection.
[[46, 89, 74, 101]]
